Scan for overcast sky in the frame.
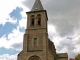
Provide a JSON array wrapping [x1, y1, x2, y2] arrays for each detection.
[[0, 0, 80, 60]]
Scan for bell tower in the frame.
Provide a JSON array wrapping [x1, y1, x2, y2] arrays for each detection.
[[25, 0, 48, 52], [17, 0, 58, 60]]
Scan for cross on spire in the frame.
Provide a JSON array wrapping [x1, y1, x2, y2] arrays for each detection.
[[31, 0, 44, 11]]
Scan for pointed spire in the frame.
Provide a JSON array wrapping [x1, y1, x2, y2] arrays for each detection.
[[31, 0, 44, 11]]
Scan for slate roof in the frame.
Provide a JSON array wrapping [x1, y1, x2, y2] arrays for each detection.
[[31, 0, 44, 11], [57, 53, 68, 58]]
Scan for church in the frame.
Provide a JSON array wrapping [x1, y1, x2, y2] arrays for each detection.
[[17, 0, 68, 60]]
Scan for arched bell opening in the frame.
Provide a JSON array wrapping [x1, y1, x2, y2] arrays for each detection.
[[37, 14, 41, 25]]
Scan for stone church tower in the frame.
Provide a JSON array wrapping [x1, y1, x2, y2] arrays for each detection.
[[17, 0, 68, 60]]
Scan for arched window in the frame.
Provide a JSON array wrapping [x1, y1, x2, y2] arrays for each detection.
[[37, 14, 41, 25], [31, 15, 35, 26], [34, 38, 37, 45]]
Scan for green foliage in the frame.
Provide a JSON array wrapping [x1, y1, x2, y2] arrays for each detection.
[[75, 54, 80, 60]]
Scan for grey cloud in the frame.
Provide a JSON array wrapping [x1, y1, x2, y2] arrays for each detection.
[[45, 0, 80, 37], [56, 40, 75, 51], [11, 42, 23, 50], [48, 31, 80, 58], [22, 0, 35, 10], [44, 0, 80, 14], [56, 39, 76, 58]]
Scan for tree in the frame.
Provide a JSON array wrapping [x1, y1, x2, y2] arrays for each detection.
[[75, 54, 80, 60]]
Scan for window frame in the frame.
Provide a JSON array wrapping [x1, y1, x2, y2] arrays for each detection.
[[34, 38, 37, 46]]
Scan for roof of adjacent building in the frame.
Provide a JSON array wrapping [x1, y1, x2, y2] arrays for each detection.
[[31, 0, 44, 11], [57, 53, 68, 58]]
